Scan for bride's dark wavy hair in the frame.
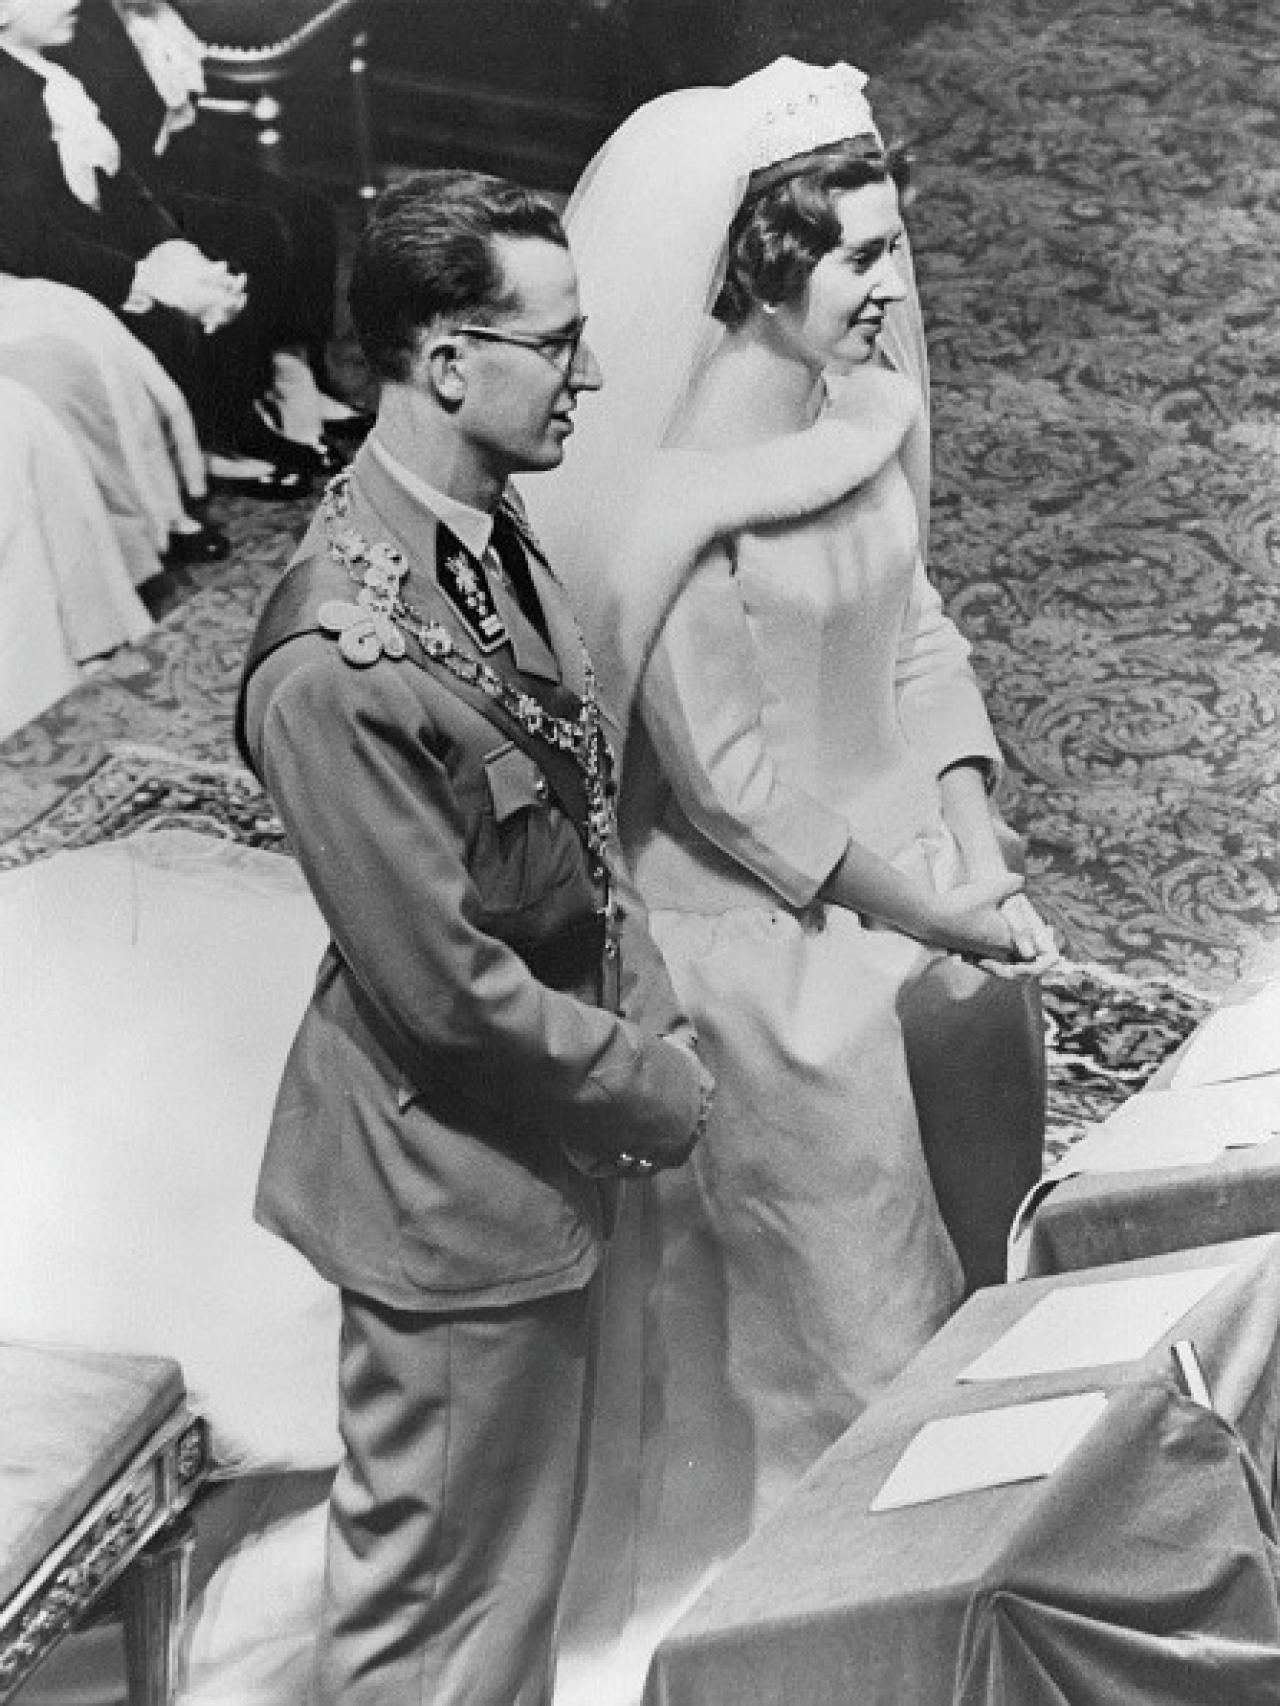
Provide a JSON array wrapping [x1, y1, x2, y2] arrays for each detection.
[[713, 136, 913, 329]]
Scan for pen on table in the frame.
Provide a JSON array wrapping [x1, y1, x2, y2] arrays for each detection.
[[1170, 1338, 1215, 1412]]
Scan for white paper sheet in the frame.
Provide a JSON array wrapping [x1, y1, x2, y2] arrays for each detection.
[[1170, 980, 1280, 1089], [1059, 1078, 1280, 1174], [870, 1391, 1109, 1512], [957, 1266, 1235, 1382]]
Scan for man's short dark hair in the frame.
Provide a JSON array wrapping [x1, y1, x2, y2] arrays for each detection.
[[349, 169, 569, 383]]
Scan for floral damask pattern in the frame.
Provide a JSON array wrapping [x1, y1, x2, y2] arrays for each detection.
[[1, 0, 1278, 999], [869, 0, 1280, 992]]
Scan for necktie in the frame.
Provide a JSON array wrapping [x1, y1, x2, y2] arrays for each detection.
[[489, 510, 550, 645]]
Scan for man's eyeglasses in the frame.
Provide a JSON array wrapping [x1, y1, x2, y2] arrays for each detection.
[[453, 319, 589, 378]]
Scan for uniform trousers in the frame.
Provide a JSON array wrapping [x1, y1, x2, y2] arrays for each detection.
[[318, 1282, 597, 1706]]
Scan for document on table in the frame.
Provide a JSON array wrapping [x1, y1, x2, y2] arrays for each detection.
[[1170, 980, 1280, 1089], [870, 1391, 1109, 1512], [957, 1266, 1234, 1382], [1058, 1078, 1280, 1174]]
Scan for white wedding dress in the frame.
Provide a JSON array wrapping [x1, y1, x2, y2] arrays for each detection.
[[556, 450, 1015, 1706]]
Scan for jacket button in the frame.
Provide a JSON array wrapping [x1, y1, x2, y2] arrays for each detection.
[[604, 939, 618, 960], [534, 777, 548, 801]]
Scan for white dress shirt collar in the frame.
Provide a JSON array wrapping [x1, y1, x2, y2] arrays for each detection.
[[368, 437, 495, 561]]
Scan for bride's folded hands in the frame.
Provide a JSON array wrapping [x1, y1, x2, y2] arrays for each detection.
[[985, 892, 1060, 979], [918, 870, 1027, 962], [818, 836, 1057, 971], [819, 838, 1024, 960]]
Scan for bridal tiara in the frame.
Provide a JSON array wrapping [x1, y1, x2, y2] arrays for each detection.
[[735, 57, 883, 175]]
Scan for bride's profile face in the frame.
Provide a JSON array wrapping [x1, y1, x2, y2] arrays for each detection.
[[774, 181, 907, 375]]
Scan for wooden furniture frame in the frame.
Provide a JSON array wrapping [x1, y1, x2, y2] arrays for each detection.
[[0, 1380, 209, 1706], [182, 0, 378, 200]]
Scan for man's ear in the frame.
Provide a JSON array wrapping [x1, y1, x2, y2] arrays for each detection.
[[415, 331, 468, 408]]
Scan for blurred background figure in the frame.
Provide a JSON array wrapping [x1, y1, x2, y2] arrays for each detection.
[[53, 0, 369, 456], [0, 371, 153, 739], [0, 0, 343, 498], [0, 275, 217, 569]]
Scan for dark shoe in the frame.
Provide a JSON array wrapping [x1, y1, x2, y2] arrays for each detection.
[[236, 411, 327, 478], [163, 520, 231, 565], [208, 462, 312, 501], [253, 397, 346, 475]]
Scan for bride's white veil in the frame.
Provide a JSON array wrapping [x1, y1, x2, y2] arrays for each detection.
[[521, 85, 746, 671], [522, 59, 932, 730]]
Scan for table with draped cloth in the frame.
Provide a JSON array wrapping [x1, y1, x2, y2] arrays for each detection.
[[1018, 962, 1280, 1281], [644, 1235, 1280, 1706], [1019, 1131, 1280, 1280]]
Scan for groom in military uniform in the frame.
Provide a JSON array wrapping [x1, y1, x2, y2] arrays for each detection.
[[237, 170, 712, 1706]]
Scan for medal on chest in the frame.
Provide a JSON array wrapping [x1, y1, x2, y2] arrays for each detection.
[[316, 471, 619, 874], [436, 525, 508, 654]]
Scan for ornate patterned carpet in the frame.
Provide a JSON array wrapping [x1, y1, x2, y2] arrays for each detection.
[[873, 0, 1280, 994], [1, 0, 1278, 1008]]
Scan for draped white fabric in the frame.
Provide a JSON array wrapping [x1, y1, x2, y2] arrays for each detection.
[[0, 375, 151, 738], [0, 277, 205, 563], [0, 278, 208, 735], [0, 830, 341, 1472]]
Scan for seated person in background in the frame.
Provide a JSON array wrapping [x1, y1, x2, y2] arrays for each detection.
[[52, 0, 367, 451], [0, 275, 226, 567], [0, 372, 154, 739], [0, 0, 331, 498]]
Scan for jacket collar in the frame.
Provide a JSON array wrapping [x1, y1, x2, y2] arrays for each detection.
[[347, 441, 581, 687]]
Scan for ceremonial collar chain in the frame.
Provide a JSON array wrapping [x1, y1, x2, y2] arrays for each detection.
[[318, 470, 617, 868]]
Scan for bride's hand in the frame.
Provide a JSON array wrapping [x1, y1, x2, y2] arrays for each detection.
[[978, 894, 1060, 979], [920, 871, 1024, 961]]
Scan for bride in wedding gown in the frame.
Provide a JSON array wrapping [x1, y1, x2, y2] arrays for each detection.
[[524, 57, 1056, 1704]]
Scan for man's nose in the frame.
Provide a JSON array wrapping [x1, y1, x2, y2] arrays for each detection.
[[569, 340, 603, 393]]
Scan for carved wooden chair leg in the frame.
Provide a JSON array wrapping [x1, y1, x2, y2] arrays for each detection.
[[118, 1518, 196, 1706]]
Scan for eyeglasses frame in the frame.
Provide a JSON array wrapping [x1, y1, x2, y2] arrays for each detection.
[[451, 318, 590, 378]]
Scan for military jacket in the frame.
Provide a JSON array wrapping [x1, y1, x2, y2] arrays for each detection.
[[236, 443, 703, 1311]]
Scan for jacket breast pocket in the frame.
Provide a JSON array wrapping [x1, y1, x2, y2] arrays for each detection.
[[471, 742, 586, 924]]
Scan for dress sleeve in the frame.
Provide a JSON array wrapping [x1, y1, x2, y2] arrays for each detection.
[[638, 543, 851, 908], [246, 639, 705, 1164], [895, 553, 1004, 785]]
